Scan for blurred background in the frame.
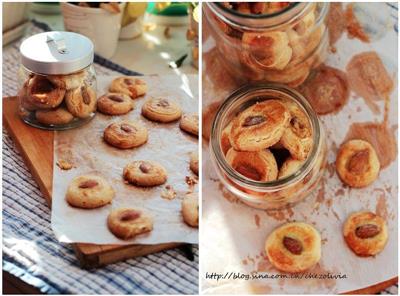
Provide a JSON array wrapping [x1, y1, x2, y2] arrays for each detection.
[[3, 2, 198, 75]]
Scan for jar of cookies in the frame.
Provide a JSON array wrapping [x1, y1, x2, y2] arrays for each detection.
[[18, 31, 97, 130], [203, 2, 329, 87], [210, 84, 327, 210]]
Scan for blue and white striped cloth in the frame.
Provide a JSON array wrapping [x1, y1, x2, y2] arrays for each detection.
[[3, 21, 198, 294]]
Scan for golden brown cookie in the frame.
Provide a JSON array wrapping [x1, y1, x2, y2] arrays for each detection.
[[65, 85, 97, 118], [109, 76, 147, 99], [280, 100, 313, 160], [103, 120, 148, 149], [265, 222, 321, 273], [123, 160, 167, 186], [336, 139, 380, 188], [230, 100, 290, 151], [226, 148, 278, 181], [97, 93, 134, 115], [47, 71, 86, 90], [242, 31, 292, 71], [343, 211, 388, 257], [189, 151, 199, 175], [35, 107, 74, 126], [221, 122, 233, 155], [66, 175, 115, 209], [278, 157, 304, 179], [26, 75, 65, 109], [182, 193, 198, 227], [180, 113, 199, 136], [142, 98, 182, 123], [107, 208, 153, 240]]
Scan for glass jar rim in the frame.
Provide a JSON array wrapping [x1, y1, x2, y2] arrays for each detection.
[[210, 83, 322, 191], [205, 2, 329, 31]]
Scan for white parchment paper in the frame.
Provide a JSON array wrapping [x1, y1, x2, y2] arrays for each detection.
[[52, 74, 199, 245], [201, 3, 398, 294]]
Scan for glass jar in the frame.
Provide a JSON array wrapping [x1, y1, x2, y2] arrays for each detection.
[[210, 84, 327, 210], [203, 2, 329, 87], [18, 31, 97, 130]]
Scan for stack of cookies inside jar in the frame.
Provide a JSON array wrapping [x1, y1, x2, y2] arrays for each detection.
[[18, 31, 97, 130], [211, 85, 326, 210], [204, 2, 329, 87]]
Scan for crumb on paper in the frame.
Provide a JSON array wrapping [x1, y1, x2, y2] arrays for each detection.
[[185, 176, 198, 193], [56, 159, 73, 170], [161, 184, 177, 200]]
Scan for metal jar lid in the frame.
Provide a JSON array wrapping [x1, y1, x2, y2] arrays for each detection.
[[20, 31, 94, 75]]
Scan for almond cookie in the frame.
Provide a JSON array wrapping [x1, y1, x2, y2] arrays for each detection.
[[35, 107, 74, 125], [221, 122, 233, 155], [280, 100, 313, 160], [109, 76, 147, 99], [47, 70, 86, 90], [189, 151, 199, 175], [103, 120, 148, 149], [123, 160, 167, 186], [226, 148, 278, 182], [265, 222, 321, 273], [180, 113, 199, 136], [66, 175, 115, 209], [107, 208, 153, 240], [336, 139, 380, 188], [230, 100, 290, 151], [97, 93, 134, 115], [343, 211, 388, 257], [242, 31, 292, 71], [65, 85, 97, 118], [278, 157, 304, 179], [182, 193, 199, 227], [26, 75, 65, 109], [142, 98, 182, 123]]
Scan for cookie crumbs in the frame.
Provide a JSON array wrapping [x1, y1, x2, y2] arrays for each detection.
[[57, 159, 73, 170], [161, 184, 177, 200], [185, 176, 198, 193]]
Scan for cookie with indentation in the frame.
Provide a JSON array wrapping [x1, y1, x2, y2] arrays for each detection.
[[97, 93, 134, 115], [230, 100, 290, 151], [47, 70, 86, 90], [142, 98, 182, 123], [182, 193, 198, 227], [35, 107, 74, 126], [343, 211, 388, 257], [226, 148, 278, 181], [107, 208, 153, 240], [280, 100, 313, 160], [189, 152, 198, 175], [66, 175, 115, 209], [278, 157, 304, 179], [109, 76, 147, 99], [65, 85, 97, 118], [336, 139, 380, 188], [26, 75, 65, 109], [180, 113, 199, 136], [104, 120, 148, 149], [265, 222, 321, 273], [123, 160, 167, 186]]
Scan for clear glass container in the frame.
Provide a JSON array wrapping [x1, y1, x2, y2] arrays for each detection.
[[210, 84, 327, 210], [18, 31, 97, 130], [203, 2, 329, 87]]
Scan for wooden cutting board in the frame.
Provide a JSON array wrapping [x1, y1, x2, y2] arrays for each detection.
[[3, 97, 185, 269]]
